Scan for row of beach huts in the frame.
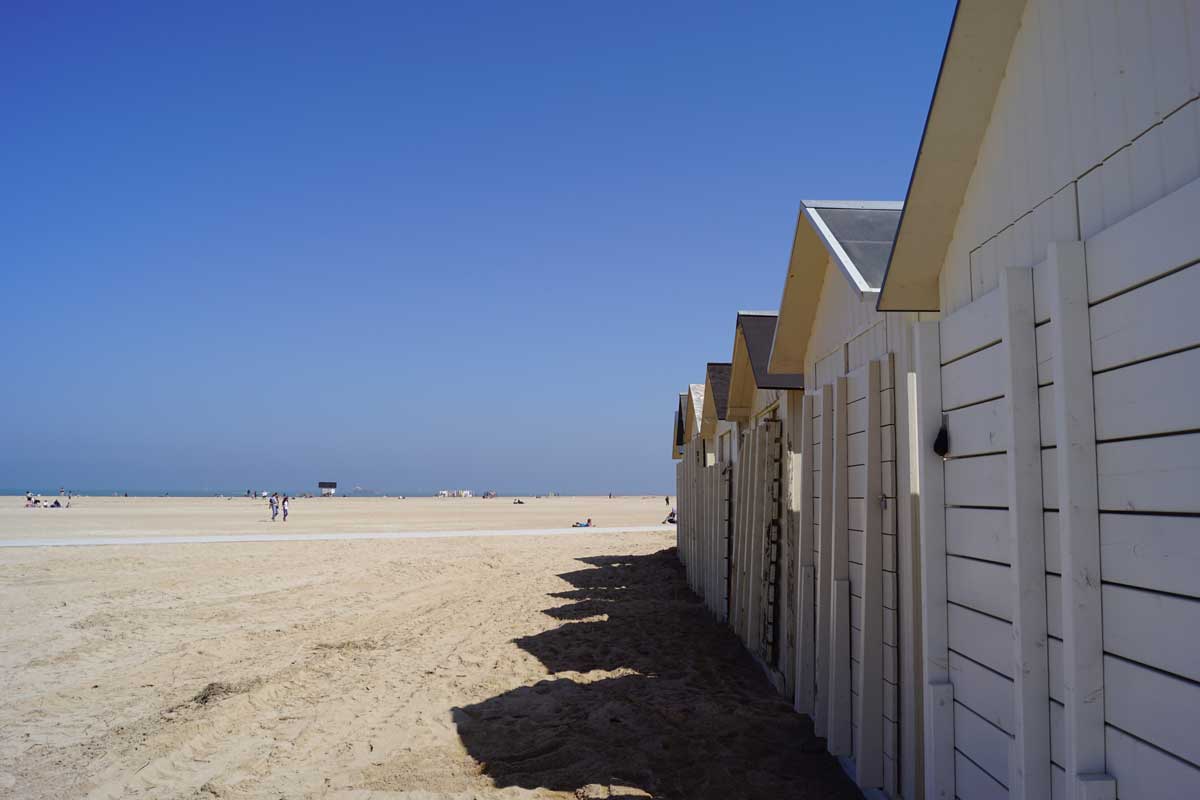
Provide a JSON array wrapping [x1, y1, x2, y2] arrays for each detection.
[[670, 2, 1200, 799]]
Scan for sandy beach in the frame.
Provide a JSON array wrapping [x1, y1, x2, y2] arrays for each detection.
[[0, 499, 858, 799], [0, 496, 670, 543]]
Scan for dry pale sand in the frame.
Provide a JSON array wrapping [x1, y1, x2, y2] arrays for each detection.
[[0, 503, 860, 800], [0, 496, 670, 543]]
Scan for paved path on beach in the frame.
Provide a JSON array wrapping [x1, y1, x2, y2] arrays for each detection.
[[0, 524, 674, 548]]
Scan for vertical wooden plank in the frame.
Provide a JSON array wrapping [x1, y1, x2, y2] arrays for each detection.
[[731, 434, 745, 631], [734, 431, 749, 638], [1001, 265, 1053, 799], [1062, 0, 1100, 176], [705, 462, 715, 614], [914, 322, 955, 800], [704, 466, 713, 612], [721, 463, 731, 622], [815, 384, 836, 737], [795, 394, 817, 715], [1149, 0, 1192, 119], [828, 376, 852, 756], [737, 429, 753, 636], [889, 342, 923, 800], [855, 359, 885, 787], [880, 343, 916, 799], [1047, 242, 1117, 798], [745, 425, 764, 648]]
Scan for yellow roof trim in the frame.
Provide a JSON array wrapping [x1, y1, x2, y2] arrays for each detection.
[[767, 206, 839, 374], [726, 329, 755, 422], [877, 0, 1027, 311]]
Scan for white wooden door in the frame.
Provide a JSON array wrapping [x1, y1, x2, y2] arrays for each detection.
[[793, 355, 900, 797]]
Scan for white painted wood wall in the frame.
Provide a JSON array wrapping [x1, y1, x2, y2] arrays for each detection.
[[791, 354, 906, 798], [939, 0, 1200, 317], [917, 178, 1200, 798], [787, 254, 923, 800], [923, 3, 1200, 795], [677, 437, 728, 620]]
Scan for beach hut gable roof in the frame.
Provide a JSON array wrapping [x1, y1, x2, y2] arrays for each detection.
[[875, 0, 1025, 311], [671, 392, 687, 458], [684, 383, 706, 441], [728, 312, 804, 421], [768, 201, 903, 374], [699, 361, 732, 438]]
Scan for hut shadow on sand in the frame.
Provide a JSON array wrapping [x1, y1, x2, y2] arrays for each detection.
[[452, 549, 862, 799]]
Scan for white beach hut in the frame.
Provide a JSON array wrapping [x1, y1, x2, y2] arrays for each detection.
[[875, 2, 1200, 798], [766, 200, 915, 797], [722, 312, 805, 691]]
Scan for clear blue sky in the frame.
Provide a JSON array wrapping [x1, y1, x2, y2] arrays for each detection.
[[1, 1, 954, 495]]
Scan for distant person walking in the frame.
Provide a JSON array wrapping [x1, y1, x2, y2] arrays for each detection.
[[269, 493, 279, 522], [665, 495, 670, 506], [281, 495, 289, 522]]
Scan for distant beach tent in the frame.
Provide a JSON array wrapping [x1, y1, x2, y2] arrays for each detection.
[[318, 481, 337, 497]]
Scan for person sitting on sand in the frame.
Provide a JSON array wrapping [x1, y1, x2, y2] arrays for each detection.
[[663, 508, 676, 525]]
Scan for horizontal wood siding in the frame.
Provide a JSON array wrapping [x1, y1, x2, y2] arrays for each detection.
[[939, 0, 1200, 316]]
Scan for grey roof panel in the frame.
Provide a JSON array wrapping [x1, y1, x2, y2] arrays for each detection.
[[738, 313, 804, 390], [807, 205, 902, 290], [705, 362, 733, 420]]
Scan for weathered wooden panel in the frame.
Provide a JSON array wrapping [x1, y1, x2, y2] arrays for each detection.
[[1039, 383, 1055, 447], [1046, 573, 1062, 639], [1100, 513, 1200, 598], [882, 533, 896, 574], [945, 396, 1008, 457], [947, 556, 1012, 622], [1041, 446, 1058, 510], [1086, 174, 1200, 303], [940, 285, 1002, 363], [880, 388, 895, 426], [846, 431, 867, 468], [942, 342, 1007, 410], [954, 702, 1009, 789], [949, 650, 1014, 733], [955, 751, 1009, 800], [1035, 321, 1054, 386], [946, 507, 1010, 565], [1049, 698, 1064, 768], [949, 603, 1012, 678], [880, 423, 896, 462], [846, 398, 867, 435], [1097, 433, 1200, 513], [945, 454, 1008, 508], [846, 465, 866, 500], [1105, 723, 1200, 798], [1048, 636, 1063, 703], [1089, 263, 1199, 372], [1105, 654, 1200, 767], [1094, 346, 1200, 441], [1160, 100, 1200, 196], [1044, 511, 1060, 574], [1102, 584, 1200, 683]]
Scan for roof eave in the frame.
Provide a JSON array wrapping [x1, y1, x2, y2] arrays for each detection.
[[876, 0, 1028, 312]]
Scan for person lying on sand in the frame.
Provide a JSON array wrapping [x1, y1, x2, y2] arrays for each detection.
[[571, 518, 594, 528]]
